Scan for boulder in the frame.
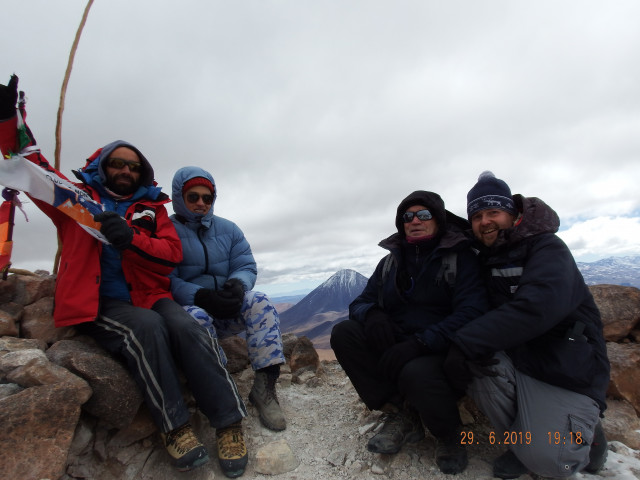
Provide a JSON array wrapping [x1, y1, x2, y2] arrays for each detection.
[[47, 339, 144, 429], [0, 382, 86, 480], [220, 335, 250, 373], [606, 342, 640, 415], [590, 285, 640, 341]]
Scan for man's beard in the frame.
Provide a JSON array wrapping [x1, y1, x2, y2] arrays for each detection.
[[106, 173, 139, 196]]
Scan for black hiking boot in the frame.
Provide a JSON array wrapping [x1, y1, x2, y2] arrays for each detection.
[[493, 450, 528, 479], [367, 408, 424, 454], [435, 431, 468, 474], [584, 421, 608, 474]]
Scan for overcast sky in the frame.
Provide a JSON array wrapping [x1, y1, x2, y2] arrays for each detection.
[[3, 1, 640, 295]]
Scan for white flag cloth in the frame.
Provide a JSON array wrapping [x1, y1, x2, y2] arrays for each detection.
[[0, 152, 108, 243]]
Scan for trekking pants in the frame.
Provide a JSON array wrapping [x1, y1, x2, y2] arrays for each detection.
[[77, 297, 247, 433], [183, 290, 285, 370], [467, 351, 601, 478], [331, 319, 463, 439]]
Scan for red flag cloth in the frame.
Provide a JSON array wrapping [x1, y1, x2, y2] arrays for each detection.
[[0, 200, 13, 274]]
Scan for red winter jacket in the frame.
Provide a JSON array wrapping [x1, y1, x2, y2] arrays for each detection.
[[0, 116, 182, 327]]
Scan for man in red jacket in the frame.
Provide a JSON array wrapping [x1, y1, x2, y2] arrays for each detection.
[[0, 75, 248, 478]]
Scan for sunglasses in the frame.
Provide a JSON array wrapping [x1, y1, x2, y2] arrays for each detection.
[[107, 157, 143, 173], [402, 209, 433, 223], [185, 192, 214, 205]]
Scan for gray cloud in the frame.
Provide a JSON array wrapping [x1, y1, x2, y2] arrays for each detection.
[[4, 0, 640, 292]]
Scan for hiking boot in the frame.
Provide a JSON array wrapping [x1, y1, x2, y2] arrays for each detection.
[[249, 370, 286, 431], [584, 421, 608, 474], [161, 423, 209, 472], [216, 421, 248, 478], [367, 409, 424, 454], [435, 432, 468, 474], [493, 450, 528, 479]]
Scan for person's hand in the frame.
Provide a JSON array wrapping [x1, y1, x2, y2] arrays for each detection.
[[0, 74, 19, 120], [469, 354, 500, 378], [378, 337, 429, 382], [194, 288, 242, 319], [223, 278, 245, 303], [94, 211, 134, 250], [364, 308, 398, 354], [443, 343, 473, 392]]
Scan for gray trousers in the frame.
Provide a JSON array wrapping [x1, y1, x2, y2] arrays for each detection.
[[467, 352, 601, 478], [77, 297, 247, 433]]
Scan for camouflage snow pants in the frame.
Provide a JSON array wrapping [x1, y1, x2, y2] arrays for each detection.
[[183, 290, 285, 370]]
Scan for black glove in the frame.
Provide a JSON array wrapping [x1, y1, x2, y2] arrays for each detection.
[[469, 355, 500, 378], [94, 211, 133, 250], [223, 278, 245, 303], [0, 74, 19, 120], [364, 308, 398, 354], [443, 343, 474, 392], [378, 337, 429, 382], [194, 288, 242, 319]]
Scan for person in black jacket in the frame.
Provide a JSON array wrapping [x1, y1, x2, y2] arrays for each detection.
[[330, 190, 488, 475], [446, 171, 610, 479]]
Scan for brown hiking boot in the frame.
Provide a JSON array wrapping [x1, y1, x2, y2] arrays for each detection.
[[161, 423, 209, 472], [249, 370, 286, 431], [216, 421, 248, 478]]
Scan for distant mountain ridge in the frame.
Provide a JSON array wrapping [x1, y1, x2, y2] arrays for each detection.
[[577, 255, 640, 288], [279, 269, 368, 350], [276, 256, 640, 352]]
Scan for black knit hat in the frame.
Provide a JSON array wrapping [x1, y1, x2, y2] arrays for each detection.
[[466, 171, 517, 219], [395, 190, 446, 235]]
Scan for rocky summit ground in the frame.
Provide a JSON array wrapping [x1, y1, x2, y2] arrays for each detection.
[[137, 360, 639, 480]]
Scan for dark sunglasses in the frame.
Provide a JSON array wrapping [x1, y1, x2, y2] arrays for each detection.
[[402, 209, 433, 223], [186, 192, 214, 205], [107, 157, 143, 173]]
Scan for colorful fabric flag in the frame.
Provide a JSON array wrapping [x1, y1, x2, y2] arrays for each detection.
[[0, 152, 108, 243]]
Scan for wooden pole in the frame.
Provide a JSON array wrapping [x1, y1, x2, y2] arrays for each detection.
[[52, 0, 94, 273]]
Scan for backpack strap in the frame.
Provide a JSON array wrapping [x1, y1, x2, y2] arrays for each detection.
[[377, 253, 395, 309], [436, 251, 457, 288]]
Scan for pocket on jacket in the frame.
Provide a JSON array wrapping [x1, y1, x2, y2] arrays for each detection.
[[519, 336, 595, 390]]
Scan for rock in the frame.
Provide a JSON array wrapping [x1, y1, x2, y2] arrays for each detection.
[[254, 439, 299, 474], [0, 347, 47, 373], [0, 382, 86, 480], [282, 331, 299, 357], [0, 302, 21, 336], [219, 335, 250, 373], [606, 342, 640, 415], [21, 296, 75, 344], [0, 335, 46, 353], [602, 399, 640, 450], [47, 339, 144, 429], [289, 336, 320, 373], [10, 272, 56, 306], [590, 285, 640, 341]]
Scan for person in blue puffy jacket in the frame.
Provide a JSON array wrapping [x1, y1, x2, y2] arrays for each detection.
[[170, 166, 286, 432]]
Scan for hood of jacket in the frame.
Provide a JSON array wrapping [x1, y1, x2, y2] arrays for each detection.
[[394, 190, 470, 238], [485, 194, 560, 251], [73, 140, 161, 201], [171, 166, 217, 228]]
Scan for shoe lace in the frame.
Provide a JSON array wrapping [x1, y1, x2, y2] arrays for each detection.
[[166, 424, 201, 455], [379, 412, 405, 435], [217, 423, 247, 459]]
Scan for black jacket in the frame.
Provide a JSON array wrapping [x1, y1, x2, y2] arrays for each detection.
[[453, 195, 610, 412], [350, 191, 489, 353]]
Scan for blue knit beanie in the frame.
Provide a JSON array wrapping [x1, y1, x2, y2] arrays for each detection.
[[466, 171, 517, 219]]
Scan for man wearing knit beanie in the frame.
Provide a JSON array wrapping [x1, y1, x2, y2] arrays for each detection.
[[444, 172, 610, 479]]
